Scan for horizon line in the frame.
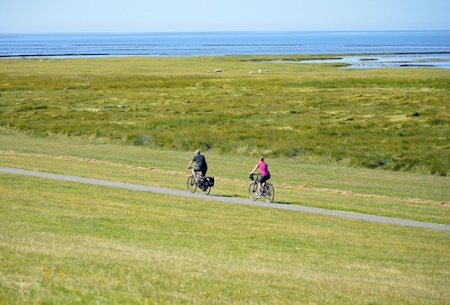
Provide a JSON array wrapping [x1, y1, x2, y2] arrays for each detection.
[[1, 29, 450, 35]]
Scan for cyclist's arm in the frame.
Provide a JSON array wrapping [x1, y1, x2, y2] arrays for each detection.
[[250, 164, 259, 174], [187, 160, 194, 169]]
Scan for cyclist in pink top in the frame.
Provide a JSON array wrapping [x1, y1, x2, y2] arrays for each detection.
[[250, 156, 271, 198]]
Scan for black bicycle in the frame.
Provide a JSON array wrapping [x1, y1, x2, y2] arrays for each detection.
[[248, 173, 275, 203], [187, 169, 214, 195]]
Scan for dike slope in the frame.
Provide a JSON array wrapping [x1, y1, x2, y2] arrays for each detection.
[[1, 166, 449, 231]]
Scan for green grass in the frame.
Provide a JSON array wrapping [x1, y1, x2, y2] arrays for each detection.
[[0, 56, 449, 175], [1, 132, 449, 225], [0, 56, 449, 303], [1, 173, 449, 304]]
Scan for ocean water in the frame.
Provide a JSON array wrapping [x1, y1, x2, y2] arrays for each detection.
[[1, 31, 450, 67]]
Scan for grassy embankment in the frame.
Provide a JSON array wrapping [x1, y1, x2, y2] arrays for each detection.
[[0, 56, 449, 303], [1, 160, 449, 304], [1, 131, 449, 224]]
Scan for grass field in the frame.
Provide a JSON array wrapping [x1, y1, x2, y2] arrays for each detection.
[[1, 171, 449, 304], [0, 132, 449, 304], [0, 56, 449, 304], [0, 56, 449, 175], [1, 132, 449, 224]]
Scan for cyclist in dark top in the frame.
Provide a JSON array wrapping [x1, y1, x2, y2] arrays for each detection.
[[187, 150, 208, 182]]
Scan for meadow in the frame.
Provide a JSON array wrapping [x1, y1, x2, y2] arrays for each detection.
[[0, 130, 449, 304], [0, 150, 449, 304], [0, 56, 449, 304], [0, 56, 449, 175]]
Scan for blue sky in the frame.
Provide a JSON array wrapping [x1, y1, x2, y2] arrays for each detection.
[[1, 0, 449, 33]]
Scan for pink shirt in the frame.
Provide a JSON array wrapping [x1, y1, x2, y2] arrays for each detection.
[[258, 161, 270, 176]]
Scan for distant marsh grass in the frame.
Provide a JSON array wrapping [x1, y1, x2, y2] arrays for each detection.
[[0, 56, 449, 176]]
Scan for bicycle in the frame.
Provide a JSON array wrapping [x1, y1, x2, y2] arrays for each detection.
[[248, 173, 275, 203], [187, 168, 214, 195]]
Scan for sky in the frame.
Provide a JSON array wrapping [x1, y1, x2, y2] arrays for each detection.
[[1, 0, 449, 33]]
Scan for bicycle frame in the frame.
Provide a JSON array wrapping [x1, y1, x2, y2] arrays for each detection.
[[250, 173, 267, 188], [187, 171, 211, 195], [249, 173, 275, 203]]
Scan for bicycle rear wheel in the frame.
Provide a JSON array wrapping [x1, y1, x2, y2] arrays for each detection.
[[263, 184, 275, 203], [201, 185, 211, 195], [248, 182, 258, 201], [187, 175, 197, 193]]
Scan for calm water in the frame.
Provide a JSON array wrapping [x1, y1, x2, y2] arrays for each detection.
[[1, 31, 450, 67]]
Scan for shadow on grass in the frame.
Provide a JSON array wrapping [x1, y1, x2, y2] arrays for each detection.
[[273, 201, 291, 205]]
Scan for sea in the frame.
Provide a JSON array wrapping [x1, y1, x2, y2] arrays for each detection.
[[1, 31, 450, 68]]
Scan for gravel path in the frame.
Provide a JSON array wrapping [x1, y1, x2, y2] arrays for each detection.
[[2, 166, 449, 231]]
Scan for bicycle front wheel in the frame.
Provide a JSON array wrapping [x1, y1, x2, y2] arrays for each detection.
[[248, 182, 258, 201], [187, 175, 197, 193], [263, 184, 275, 203]]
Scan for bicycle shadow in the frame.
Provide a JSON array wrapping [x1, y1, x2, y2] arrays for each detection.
[[212, 193, 291, 205], [272, 201, 290, 205]]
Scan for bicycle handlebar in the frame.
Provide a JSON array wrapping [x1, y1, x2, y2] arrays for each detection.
[[249, 173, 261, 181]]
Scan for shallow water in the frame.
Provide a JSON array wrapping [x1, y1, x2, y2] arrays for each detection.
[[1, 31, 450, 69], [295, 53, 450, 69]]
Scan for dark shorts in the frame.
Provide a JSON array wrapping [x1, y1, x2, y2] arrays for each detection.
[[194, 166, 207, 176], [260, 174, 270, 184]]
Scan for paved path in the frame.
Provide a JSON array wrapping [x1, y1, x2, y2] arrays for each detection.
[[1, 166, 449, 231]]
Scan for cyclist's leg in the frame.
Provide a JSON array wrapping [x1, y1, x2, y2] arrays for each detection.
[[259, 175, 270, 195], [192, 167, 201, 182], [197, 169, 207, 183], [256, 181, 261, 197]]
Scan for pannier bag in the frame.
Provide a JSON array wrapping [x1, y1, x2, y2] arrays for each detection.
[[206, 176, 215, 187]]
